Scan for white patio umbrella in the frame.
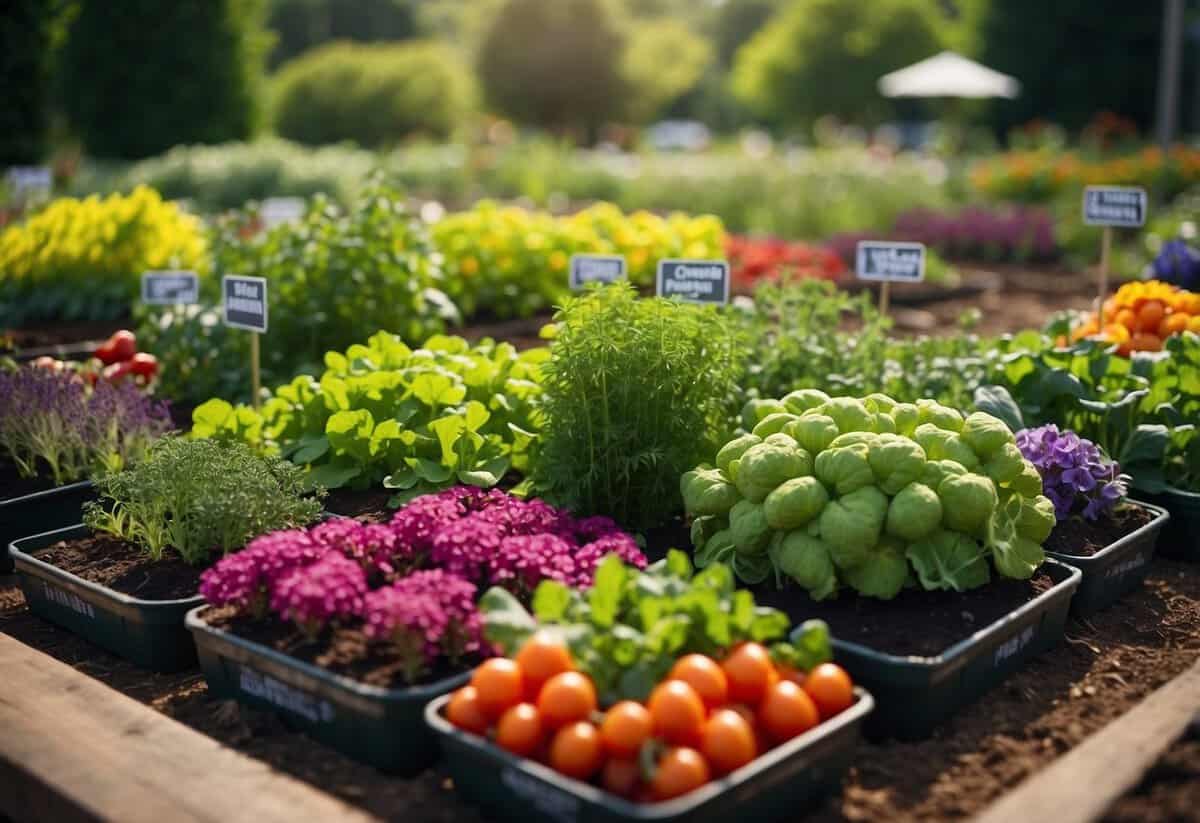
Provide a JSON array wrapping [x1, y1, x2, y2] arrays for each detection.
[[878, 51, 1020, 100]]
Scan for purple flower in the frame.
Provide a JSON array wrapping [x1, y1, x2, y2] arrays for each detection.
[[270, 553, 368, 638], [1016, 424, 1127, 521], [309, 518, 404, 577], [199, 528, 330, 615], [1152, 239, 1200, 291], [429, 514, 505, 580]]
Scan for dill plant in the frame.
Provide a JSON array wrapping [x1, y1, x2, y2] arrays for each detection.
[[533, 283, 744, 529]]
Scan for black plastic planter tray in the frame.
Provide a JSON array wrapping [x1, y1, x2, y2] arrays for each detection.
[[9, 524, 203, 671], [1133, 486, 1200, 560], [0, 481, 95, 574], [1044, 500, 1169, 617], [830, 558, 1081, 740], [187, 606, 469, 774], [426, 688, 873, 823]]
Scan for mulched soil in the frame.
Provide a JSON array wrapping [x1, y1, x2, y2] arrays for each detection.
[[3, 556, 1198, 822], [1045, 504, 1159, 558], [758, 572, 1057, 658], [0, 459, 56, 501], [1102, 725, 1200, 823], [31, 533, 202, 600], [324, 488, 396, 523]]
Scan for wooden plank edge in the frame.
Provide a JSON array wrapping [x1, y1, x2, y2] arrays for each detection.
[[0, 633, 379, 823], [973, 657, 1200, 823]]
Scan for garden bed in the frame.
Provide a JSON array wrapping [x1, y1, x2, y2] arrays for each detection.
[[3, 553, 1198, 822], [1102, 730, 1200, 822]]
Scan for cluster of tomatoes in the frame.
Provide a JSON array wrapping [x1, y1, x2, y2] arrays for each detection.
[[725, 234, 847, 292], [1069, 280, 1200, 354], [31, 329, 158, 388], [445, 632, 855, 803]]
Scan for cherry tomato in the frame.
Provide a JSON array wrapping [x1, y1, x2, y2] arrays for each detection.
[[701, 708, 757, 775], [446, 686, 490, 735], [647, 680, 706, 747], [537, 671, 597, 729], [96, 330, 136, 365], [548, 722, 604, 780], [649, 747, 711, 801], [1137, 300, 1166, 333], [495, 702, 544, 757], [515, 631, 573, 700], [601, 758, 641, 799], [777, 664, 806, 688], [669, 654, 728, 709], [802, 663, 854, 720], [128, 351, 159, 378], [758, 681, 819, 743], [470, 658, 525, 720], [721, 643, 775, 705], [600, 700, 653, 758], [1130, 331, 1163, 352]]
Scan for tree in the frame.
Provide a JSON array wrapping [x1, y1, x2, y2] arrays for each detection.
[[59, 0, 270, 159], [0, 0, 62, 165], [711, 0, 780, 67], [476, 0, 628, 137], [622, 20, 712, 123], [266, 0, 418, 68], [731, 0, 946, 130]]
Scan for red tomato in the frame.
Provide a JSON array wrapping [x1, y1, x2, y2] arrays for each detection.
[[96, 330, 136, 365], [802, 663, 854, 719], [128, 352, 159, 378]]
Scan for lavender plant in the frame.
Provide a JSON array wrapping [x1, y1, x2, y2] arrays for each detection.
[[1015, 424, 1128, 521], [0, 367, 171, 487]]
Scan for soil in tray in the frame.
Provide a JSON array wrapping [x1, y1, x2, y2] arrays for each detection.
[[201, 604, 471, 689], [755, 571, 1056, 658], [1102, 729, 1200, 823], [3, 557, 1200, 822], [0, 459, 59, 501], [324, 487, 395, 523], [32, 534, 201, 600], [1044, 504, 1158, 558]]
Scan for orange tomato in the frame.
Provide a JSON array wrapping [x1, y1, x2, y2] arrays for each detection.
[[1159, 313, 1191, 338], [537, 671, 598, 729], [446, 686, 490, 735], [470, 658, 525, 720], [495, 703, 545, 757], [649, 747, 711, 801], [601, 758, 641, 799], [648, 680, 707, 747], [1130, 331, 1163, 352], [548, 722, 605, 780], [1114, 308, 1138, 330], [721, 643, 776, 705], [802, 663, 855, 720], [515, 631, 573, 700], [701, 709, 758, 775], [1137, 300, 1166, 332], [777, 664, 807, 687], [600, 700, 653, 758], [758, 681, 820, 743], [669, 655, 729, 709]]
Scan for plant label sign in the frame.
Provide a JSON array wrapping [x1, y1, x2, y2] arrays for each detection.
[[568, 254, 626, 290], [222, 275, 268, 332], [141, 270, 199, 305], [5, 166, 52, 197], [855, 241, 926, 282], [656, 259, 730, 305], [1083, 186, 1146, 228], [260, 196, 305, 229]]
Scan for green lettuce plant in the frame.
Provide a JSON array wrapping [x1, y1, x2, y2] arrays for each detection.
[[682, 392, 1055, 600]]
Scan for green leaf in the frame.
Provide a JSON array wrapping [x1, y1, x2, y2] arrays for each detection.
[[972, 385, 1024, 433], [411, 372, 466, 408], [665, 549, 693, 579], [463, 400, 490, 432], [785, 619, 833, 672], [290, 434, 329, 465], [305, 460, 361, 490], [325, 409, 374, 462], [480, 586, 537, 655], [382, 463, 418, 490], [730, 590, 755, 633], [532, 580, 572, 622], [749, 607, 790, 642], [413, 458, 453, 483], [428, 414, 466, 466], [588, 555, 627, 628]]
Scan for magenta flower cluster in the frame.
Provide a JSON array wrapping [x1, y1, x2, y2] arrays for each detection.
[[199, 487, 645, 681], [1016, 424, 1128, 521]]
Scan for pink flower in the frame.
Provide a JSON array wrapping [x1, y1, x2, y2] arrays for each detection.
[[270, 553, 368, 637]]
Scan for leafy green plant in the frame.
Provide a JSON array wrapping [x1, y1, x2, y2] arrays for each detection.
[[533, 283, 744, 530], [83, 437, 323, 566], [480, 550, 833, 703], [191, 333, 547, 502], [685, 393, 1055, 600]]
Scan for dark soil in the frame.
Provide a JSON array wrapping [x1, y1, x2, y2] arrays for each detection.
[[756, 572, 1056, 658], [0, 458, 57, 501], [5, 557, 1199, 821], [1103, 727, 1200, 823], [202, 605, 469, 690], [1045, 504, 1159, 558], [32, 533, 201, 600], [324, 488, 396, 523], [4, 319, 124, 352]]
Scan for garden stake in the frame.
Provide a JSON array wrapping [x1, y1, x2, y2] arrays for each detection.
[[879, 279, 891, 317], [250, 331, 261, 410], [1096, 225, 1113, 324]]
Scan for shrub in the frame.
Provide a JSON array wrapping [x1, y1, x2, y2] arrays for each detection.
[[58, 0, 270, 159], [0, 186, 208, 323], [534, 284, 744, 529], [84, 437, 323, 566], [0, 0, 59, 165], [267, 0, 419, 68], [272, 41, 472, 147]]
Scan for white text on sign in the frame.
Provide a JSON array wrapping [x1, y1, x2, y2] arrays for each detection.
[[568, 254, 626, 290], [855, 241, 926, 283], [656, 259, 730, 305], [141, 271, 199, 305], [222, 275, 269, 333], [1082, 186, 1147, 228]]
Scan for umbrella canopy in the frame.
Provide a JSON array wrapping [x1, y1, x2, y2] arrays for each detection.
[[878, 51, 1020, 99]]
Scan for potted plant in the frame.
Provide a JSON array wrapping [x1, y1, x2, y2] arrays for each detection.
[[682, 392, 1082, 739], [187, 485, 647, 773], [0, 364, 171, 572], [9, 437, 322, 670], [1016, 424, 1170, 614], [427, 551, 872, 823]]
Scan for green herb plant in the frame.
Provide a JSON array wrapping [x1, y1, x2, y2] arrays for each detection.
[[83, 438, 324, 566], [480, 550, 833, 704], [533, 283, 745, 530]]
